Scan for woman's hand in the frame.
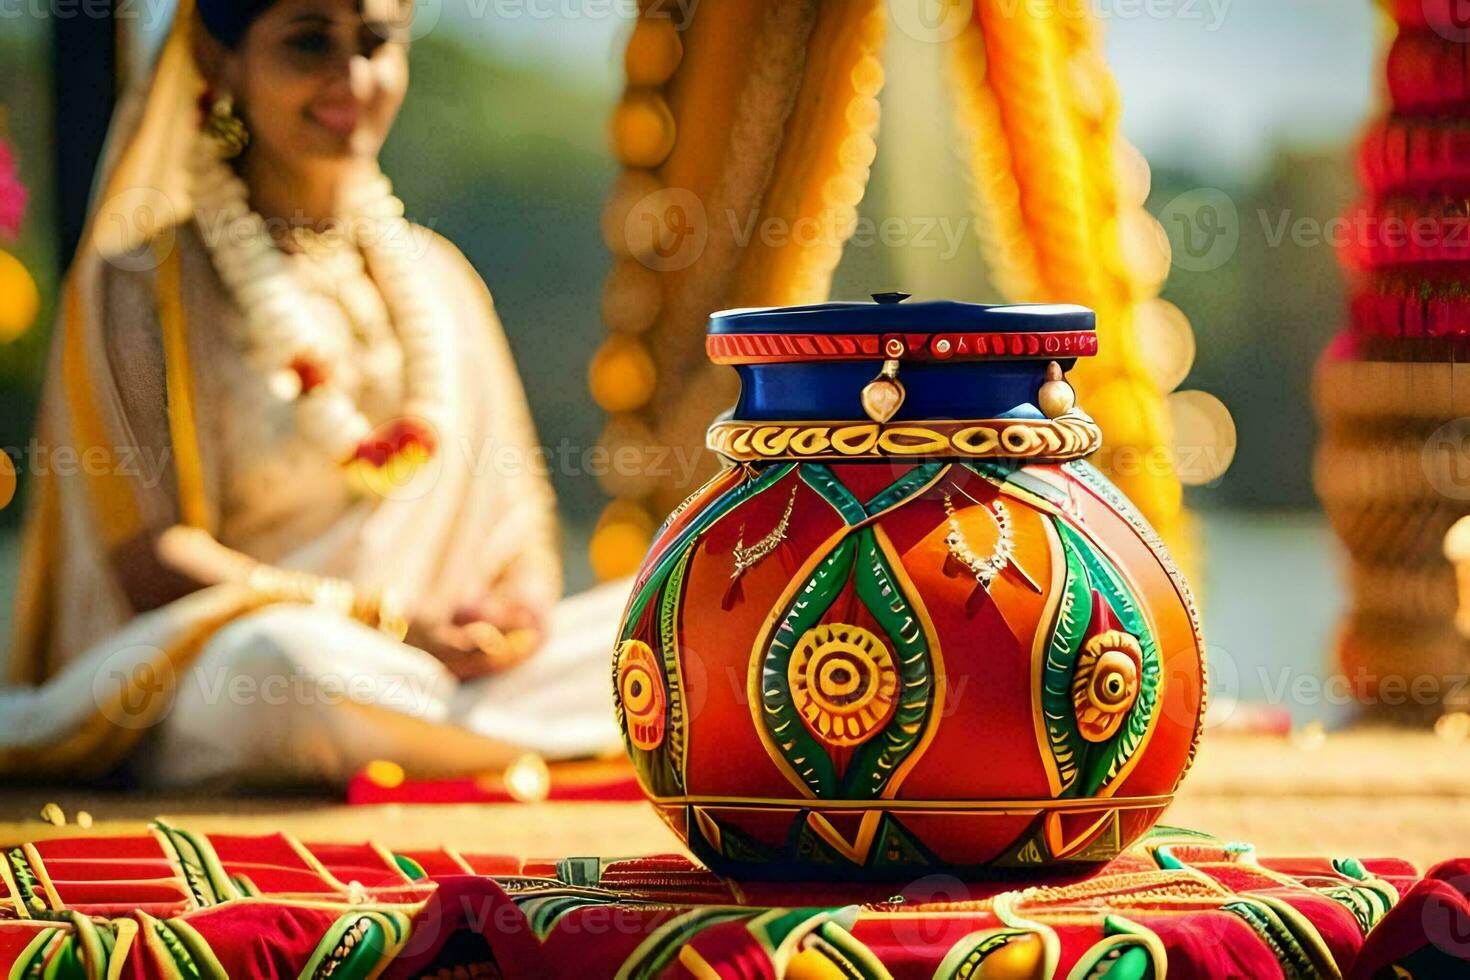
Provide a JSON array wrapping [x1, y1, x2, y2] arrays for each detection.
[[405, 616, 537, 682], [450, 593, 546, 636]]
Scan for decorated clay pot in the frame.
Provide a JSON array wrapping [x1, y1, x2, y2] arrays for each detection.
[[613, 297, 1206, 879]]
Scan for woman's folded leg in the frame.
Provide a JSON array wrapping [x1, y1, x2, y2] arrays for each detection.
[[136, 603, 529, 788]]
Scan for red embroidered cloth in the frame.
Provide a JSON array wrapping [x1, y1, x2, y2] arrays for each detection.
[[1, 822, 1464, 978]]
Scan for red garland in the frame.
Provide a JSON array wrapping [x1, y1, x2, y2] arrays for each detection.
[[288, 355, 329, 395], [1358, 118, 1470, 195], [1337, 195, 1470, 271], [0, 137, 26, 242], [1385, 29, 1470, 115], [348, 416, 438, 469]]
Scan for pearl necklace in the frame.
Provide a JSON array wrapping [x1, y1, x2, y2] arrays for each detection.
[[942, 492, 1014, 587], [188, 135, 449, 467]]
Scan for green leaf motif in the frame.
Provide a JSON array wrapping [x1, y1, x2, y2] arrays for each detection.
[[758, 472, 942, 800], [1042, 518, 1161, 799], [1057, 523, 1161, 792], [615, 547, 692, 798], [761, 538, 858, 798], [622, 463, 796, 639], [844, 528, 936, 799], [1041, 526, 1092, 795], [654, 546, 691, 795]]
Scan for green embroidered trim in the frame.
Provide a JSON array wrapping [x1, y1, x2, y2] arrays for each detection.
[[4, 850, 43, 914], [9, 928, 59, 980], [556, 857, 603, 887], [299, 912, 407, 980], [1221, 900, 1319, 980], [614, 908, 754, 980], [152, 821, 238, 907], [517, 892, 626, 941], [933, 929, 1037, 980], [1066, 916, 1164, 980], [152, 921, 205, 980], [390, 855, 427, 882]]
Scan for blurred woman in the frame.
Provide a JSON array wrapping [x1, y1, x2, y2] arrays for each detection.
[[0, 0, 620, 785]]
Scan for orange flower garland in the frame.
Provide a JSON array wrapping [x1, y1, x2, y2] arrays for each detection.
[[592, 0, 887, 579], [594, 0, 1230, 580], [949, 0, 1231, 572]]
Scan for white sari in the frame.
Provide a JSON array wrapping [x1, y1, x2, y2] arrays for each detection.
[[0, 0, 623, 787]]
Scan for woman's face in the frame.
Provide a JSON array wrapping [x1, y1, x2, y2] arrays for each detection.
[[222, 0, 410, 172]]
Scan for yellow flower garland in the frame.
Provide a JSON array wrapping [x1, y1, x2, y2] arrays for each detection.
[[593, 0, 886, 578], [950, 0, 1210, 571], [594, 0, 1227, 579]]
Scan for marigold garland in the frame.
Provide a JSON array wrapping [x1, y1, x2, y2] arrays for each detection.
[[949, 0, 1214, 571], [190, 135, 449, 477], [593, 0, 885, 578], [0, 126, 36, 342], [0, 135, 26, 242], [594, 0, 1223, 581]]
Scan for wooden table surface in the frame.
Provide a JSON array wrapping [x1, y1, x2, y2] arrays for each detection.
[[3, 729, 1467, 871]]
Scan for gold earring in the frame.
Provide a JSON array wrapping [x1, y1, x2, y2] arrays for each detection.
[[205, 95, 249, 159]]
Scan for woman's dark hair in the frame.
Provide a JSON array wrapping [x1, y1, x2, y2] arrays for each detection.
[[196, 0, 275, 47]]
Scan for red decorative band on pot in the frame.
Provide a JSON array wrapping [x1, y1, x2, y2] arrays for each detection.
[[706, 413, 1103, 462], [706, 330, 1099, 365]]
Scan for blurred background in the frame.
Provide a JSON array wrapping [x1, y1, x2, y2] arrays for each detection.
[[0, 0, 1379, 721]]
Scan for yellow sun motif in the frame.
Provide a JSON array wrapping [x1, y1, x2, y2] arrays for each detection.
[[788, 623, 899, 747], [1071, 629, 1143, 743], [616, 639, 667, 751]]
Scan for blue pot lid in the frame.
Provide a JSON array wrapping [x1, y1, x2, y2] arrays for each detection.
[[709, 297, 1095, 339], [705, 296, 1098, 423]]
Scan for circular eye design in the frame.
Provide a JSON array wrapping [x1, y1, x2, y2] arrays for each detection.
[[616, 639, 666, 751], [789, 623, 898, 747], [1072, 629, 1143, 742]]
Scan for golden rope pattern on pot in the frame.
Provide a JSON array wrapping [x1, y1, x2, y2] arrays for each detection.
[[706, 413, 1102, 462]]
